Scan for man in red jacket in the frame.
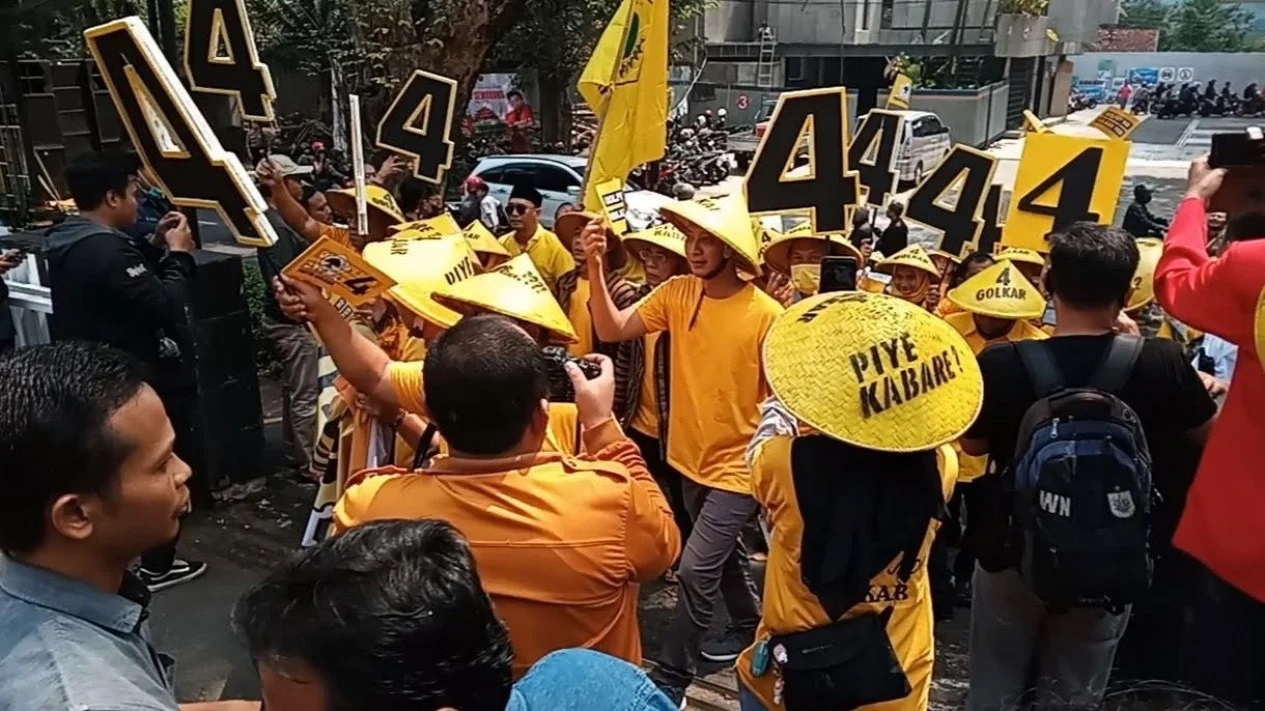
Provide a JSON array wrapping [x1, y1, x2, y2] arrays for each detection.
[[1155, 154, 1265, 708]]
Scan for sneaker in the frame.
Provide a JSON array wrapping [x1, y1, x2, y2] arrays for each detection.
[[138, 559, 208, 592], [653, 681, 688, 710], [699, 624, 756, 663]]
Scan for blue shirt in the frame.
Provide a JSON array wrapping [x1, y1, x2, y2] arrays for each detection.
[[509, 649, 677, 711], [0, 555, 179, 711], [1194, 334, 1239, 381]]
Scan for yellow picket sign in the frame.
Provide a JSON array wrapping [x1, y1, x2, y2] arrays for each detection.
[[596, 178, 630, 236], [1090, 106, 1143, 141], [282, 235, 396, 307], [887, 74, 913, 110], [1002, 133, 1129, 252], [1022, 110, 1049, 134]]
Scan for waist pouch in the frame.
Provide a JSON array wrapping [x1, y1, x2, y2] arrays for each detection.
[[768, 608, 910, 711]]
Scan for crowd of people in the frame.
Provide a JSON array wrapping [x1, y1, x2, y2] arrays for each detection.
[[0, 138, 1262, 711]]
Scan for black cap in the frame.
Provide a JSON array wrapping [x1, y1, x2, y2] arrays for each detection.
[[509, 183, 543, 207]]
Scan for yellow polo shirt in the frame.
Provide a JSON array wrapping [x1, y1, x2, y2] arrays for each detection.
[[629, 332, 661, 439], [635, 276, 783, 493], [944, 311, 1048, 481], [567, 278, 595, 357], [499, 226, 575, 291]]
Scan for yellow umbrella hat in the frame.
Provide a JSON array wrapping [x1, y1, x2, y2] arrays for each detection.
[[1125, 237, 1163, 313], [659, 193, 762, 273], [874, 245, 941, 279], [388, 212, 462, 239], [461, 219, 511, 258], [763, 291, 983, 452], [433, 254, 578, 343], [362, 236, 480, 329], [623, 222, 688, 260], [946, 259, 1046, 320], [996, 246, 1046, 267], [762, 221, 863, 274]]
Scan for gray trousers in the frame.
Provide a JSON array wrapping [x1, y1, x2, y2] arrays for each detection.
[[967, 566, 1130, 711], [654, 478, 762, 683], [262, 317, 321, 470]]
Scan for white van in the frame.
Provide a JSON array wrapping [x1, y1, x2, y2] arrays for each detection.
[[875, 110, 953, 185]]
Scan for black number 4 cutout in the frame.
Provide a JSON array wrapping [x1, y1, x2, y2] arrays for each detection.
[[376, 70, 458, 185], [849, 110, 904, 208], [745, 88, 859, 234], [86, 17, 276, 247], [183, 0, 276, 122], [1014, 147, 1104, 229], [903, 145, 998, 258]]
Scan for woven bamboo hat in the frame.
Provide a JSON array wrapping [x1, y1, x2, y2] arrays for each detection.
[[763, 291, 983, 452], [947, 259, 1046, 320], [362, 236, 479, 329], [325, 185, 406, 230], [460, 219, 511, 258], [433, 254, 578, 343], [659, 193, 762, 273], [762, 221, 864, 274], [623, 222, 688, 260], [388, 213, 461, 239], [1125, 238, 1163, 313], [874, 245, 941, 278]]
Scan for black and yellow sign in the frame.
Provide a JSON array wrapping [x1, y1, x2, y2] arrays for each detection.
[[595, 178, 630, 236], [850, 110, 905, 208], [182, 0, 276, 122], [903, 145, 999, 258], [1022, 110, 1049, 134], [744, 87, 859, 234], [283, 236, 396, 307], [376, 70, 458, 185], [887, 74, 913, 110], [1002, 133, 1129, 252], [974, 184, 1008, 256], [85, 17, 276, 247], [1090, 106, 1143, 141]]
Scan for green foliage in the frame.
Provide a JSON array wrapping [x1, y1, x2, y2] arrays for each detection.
[[241, 257, 279, 374], [1118, 0, 1257, 51], [1118, 0, 1169, 28], [997, 0, 1049, 16]]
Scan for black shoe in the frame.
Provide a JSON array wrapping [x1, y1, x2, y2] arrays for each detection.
[[653, 680, 688, 710], [138, 559, 208, 592], [700, 624, 756, 663]]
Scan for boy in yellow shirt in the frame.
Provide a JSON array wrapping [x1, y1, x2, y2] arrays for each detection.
[[583, 193, 783, 706]]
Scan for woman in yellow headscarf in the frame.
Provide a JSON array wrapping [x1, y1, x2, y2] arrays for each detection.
[[875, 245, 942, 310]]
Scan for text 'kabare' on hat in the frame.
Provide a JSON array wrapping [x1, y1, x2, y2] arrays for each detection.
[[762, 292, 983, 453]]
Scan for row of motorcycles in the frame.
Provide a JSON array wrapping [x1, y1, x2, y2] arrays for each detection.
[[635, 114, 741, 195], [1148, 81, 1265, 119]]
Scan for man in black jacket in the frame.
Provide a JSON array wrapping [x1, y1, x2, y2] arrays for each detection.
[[1122, 184, 1169, 238], [45, 152, 207, 592]]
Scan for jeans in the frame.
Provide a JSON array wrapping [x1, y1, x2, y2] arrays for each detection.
[[653, 479, 761, 685], [967, 566, 1129, 711], [262, 317, 321, 469], [509, 649, 680, 711]]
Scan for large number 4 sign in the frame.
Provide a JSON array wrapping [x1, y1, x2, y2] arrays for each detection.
[[744, 88, 859, 233], [902, 145, 999, 257], [1002, 133, 1129, 252], [377, 70, 458, 185], [183, 0, 276, 122], [86, 17, 276, 247]]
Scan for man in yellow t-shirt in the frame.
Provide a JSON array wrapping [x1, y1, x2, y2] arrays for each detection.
[[499, 184, 574, 291], [584, 193, 783, 706]]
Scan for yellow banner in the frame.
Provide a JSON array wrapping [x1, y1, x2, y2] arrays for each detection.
[[596, 178, 630, 236], [282, 235, 396, 306], [887, 74, 913, 110], [578, 0, 669, 212], [1002, 133, 1130, 252], [1090, 106, 1143, 141]]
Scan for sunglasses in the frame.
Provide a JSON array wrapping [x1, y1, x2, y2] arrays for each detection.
[[507, 203, 535, 216]]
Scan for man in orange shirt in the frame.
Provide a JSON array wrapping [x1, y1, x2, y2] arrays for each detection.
[[333, 315, 681, 677]]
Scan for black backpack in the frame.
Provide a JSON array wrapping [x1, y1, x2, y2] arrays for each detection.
[[1010, 336, 1154, 610]]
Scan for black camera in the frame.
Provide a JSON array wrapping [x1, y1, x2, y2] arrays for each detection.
[[542, 346, 602, 403]]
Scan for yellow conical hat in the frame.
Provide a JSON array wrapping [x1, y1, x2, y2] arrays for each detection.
[[461, 219, 511, 257], [326, 185, 406, 225], [362, 236, 480, 329], [752, 217, 780, 258], [947, 259, 1046, 320], [388, 213, 462, 239], [762, 221, 863, 274], [874, 245, 941, 278], [623, 222, 688, 260], [763, 291, 983, 452], [996, 246, 1045, 267], [660, 193, 762, 273], [433, 254, 578, 343], [1125, 238, 1163, 313]]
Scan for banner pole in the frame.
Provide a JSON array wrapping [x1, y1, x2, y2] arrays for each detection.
[[349, 94, 369, 236]]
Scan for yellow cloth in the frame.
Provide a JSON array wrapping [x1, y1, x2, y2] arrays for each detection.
[[736, 436, 956, 711], [944, 311, 1048, 481], [499, 226, 576, 292], [635, 276, 782, 492], [568, 278, 595, 357], [620, 253, 648, 285], [319, 222, 352, 248], [386, 360, 580, 455], [577, 0, 669, 211], [629, 332, 660, 438]]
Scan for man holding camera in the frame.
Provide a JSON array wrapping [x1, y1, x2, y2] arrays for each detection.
[[333, 314, 680, 677]]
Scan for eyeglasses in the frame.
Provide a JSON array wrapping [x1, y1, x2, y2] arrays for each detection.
[[507, 203, 534, 216]]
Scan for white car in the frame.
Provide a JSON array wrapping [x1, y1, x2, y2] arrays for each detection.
[[876, 110, 953, 185], [471, 154, 663, 231]]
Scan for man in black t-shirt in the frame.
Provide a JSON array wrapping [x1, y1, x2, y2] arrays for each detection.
[[876, 201, 908, 257], [959, 223, 1216, 711]]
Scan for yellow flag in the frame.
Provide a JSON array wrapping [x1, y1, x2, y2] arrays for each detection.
[[578, 0, 669, 211]]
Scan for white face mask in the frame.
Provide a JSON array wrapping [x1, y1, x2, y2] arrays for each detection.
[[790, 263, 821, 296]]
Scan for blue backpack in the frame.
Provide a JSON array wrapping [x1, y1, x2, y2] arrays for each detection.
[[1011, 336, 1154, 610]]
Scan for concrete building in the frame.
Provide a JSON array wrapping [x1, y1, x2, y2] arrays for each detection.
[[697, 0, 1122, 129]]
